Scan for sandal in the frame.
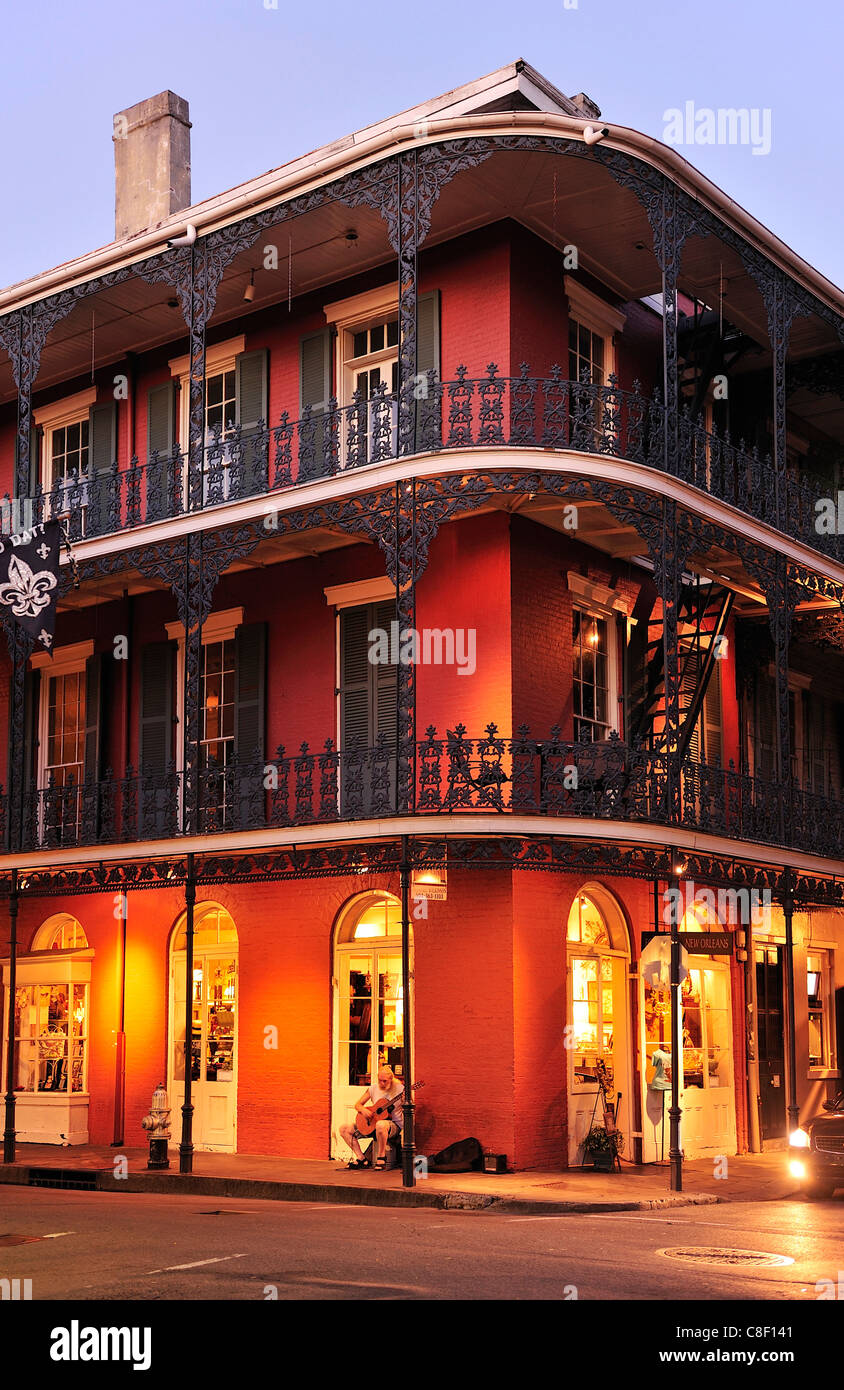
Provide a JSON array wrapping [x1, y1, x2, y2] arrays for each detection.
[[346, 1158, 364, 1169], [374, 1157, 386, 1169]]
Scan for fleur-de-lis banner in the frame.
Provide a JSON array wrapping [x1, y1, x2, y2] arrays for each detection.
[[0, 520, 62, 650]]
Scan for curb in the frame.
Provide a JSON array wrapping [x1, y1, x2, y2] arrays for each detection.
[[0, 1163, 723, 1214]]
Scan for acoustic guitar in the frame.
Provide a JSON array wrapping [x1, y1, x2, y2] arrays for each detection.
[[355, 1081, 424, 1137]]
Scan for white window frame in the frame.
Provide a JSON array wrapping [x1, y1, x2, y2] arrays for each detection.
[[567, 574, 626, 738], [34, 387, 98, 502], [324, 577, 393, 769], [165, 609, 244, 776], [323, 285, 399, 412], [806, 946, 837, 1078], [31, 640, 94, 794], [564, 277, 625, 383], [169, 336, 246, 452]]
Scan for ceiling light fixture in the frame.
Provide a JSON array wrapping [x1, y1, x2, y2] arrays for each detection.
[[243, 269, 256, 302]]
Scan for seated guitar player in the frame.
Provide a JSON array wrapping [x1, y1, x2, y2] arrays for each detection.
[[339, 1064, 404, 1170]]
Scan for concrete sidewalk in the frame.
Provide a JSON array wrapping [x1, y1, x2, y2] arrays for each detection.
[[0, 1145, 799, 1215]]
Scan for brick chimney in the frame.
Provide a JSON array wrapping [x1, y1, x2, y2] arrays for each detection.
[[113, 91, 191, 240]]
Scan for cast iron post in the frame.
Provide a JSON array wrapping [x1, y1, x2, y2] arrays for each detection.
[[400, 836, 416, 1187], [179, 852, 196, 1173], [782, 870, 800, 1135], [3, 869, 18, 1164]]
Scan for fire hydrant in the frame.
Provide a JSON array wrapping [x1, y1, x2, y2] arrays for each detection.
[[141, 1082, 171, 1170]]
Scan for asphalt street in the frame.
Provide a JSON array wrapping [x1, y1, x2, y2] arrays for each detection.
[[1, 1186, 842, 1301]]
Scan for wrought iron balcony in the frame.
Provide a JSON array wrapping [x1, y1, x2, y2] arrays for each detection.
[[12, 369, 840, 559], [11, 726, 843, 861]]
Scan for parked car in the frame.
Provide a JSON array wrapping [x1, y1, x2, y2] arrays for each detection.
[[789, 1092, 844, 1198]]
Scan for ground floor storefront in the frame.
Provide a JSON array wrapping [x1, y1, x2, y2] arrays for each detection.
[[2, 861, 842, 1170]]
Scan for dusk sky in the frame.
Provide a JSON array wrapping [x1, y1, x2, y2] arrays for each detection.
[[1, 0, 841, 290]]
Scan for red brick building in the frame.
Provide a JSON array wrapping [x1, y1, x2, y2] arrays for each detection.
[[1, 63, 843, 1172]]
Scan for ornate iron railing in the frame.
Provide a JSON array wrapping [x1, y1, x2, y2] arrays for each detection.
[[9, 369, 840, 558], [12, 726, 843, 860]]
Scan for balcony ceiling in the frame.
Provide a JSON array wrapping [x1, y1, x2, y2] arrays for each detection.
[[1, 146, 842, 414]]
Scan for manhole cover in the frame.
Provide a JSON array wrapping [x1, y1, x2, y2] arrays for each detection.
[[658, 1246, 794, 1267], [0, 1234, 42, 1246]]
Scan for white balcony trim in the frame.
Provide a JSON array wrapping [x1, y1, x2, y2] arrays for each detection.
[[60, 446, 844, 592], [2, 814, 844, 880]]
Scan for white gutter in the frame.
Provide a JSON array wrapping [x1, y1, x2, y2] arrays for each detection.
[[0, 111, 841, 318]]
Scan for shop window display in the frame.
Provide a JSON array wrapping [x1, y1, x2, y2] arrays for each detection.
[[13, 982, 88, 1093]]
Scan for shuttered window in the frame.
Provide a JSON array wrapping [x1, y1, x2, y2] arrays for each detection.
[[340, 601, 397, 750], [339, 600, 397, 814], [681, 647, 723, 766]]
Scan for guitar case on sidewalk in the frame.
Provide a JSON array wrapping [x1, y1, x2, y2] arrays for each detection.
[[428, 1137, 484, 1172]]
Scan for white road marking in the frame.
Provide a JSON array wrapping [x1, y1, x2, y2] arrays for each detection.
[[145, 1254, 248, 1274]]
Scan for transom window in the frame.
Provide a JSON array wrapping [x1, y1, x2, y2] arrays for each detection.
[[34, 915, 89, 951], [351, 318, 398, 360], [567, 893, 611, 946], [572, 609, 610, 741]]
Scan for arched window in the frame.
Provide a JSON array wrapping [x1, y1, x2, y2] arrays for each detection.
[[567, 893, 611, 947], [32, 915, 88, 952], [172, 904, 238, 951], [336, 892, 402, 943]]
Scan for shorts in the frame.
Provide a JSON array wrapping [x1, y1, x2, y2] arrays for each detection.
[[354, 1120, 401, 1141]]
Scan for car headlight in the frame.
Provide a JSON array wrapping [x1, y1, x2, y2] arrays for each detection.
[[789, 1128, 811, 1148]]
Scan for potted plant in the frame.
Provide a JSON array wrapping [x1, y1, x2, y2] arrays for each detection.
[[583, 1125, 624, 1171]]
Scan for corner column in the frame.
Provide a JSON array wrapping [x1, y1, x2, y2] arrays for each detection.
[[3, 869, 19, 1163]]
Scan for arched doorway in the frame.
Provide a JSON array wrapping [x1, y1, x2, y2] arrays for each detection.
[[1, 915, 91, 1144], [168, 904, 238, 1152], [331, 892, 409, 1157], [565, 885, 631, 1165]]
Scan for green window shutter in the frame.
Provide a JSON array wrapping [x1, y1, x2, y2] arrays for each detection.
[[372, 598, 398, 749], [340, 600, 397, 815], [147, 382, 177, 458], [300, 329, 331, 478], [89, 402, 117, 472], [23, 668, 40, 786], [236, 349, 268, 430], [701, 661, 722, 768], [83, 654, 103, 783], [88, 402, 117, 535], [14, 667, 40, 849], [234, 622, 266, 763], [300, 330, 331, 415], [340, 606, 372, 751], [680, 650, 700, 762], [755, 676, 777, 780], [139, 643, 175, 775], [235, 349, 269, 494], [29, 423, 42, 497], [415, 290, 441, 451], [417, 290, 441, 379]]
